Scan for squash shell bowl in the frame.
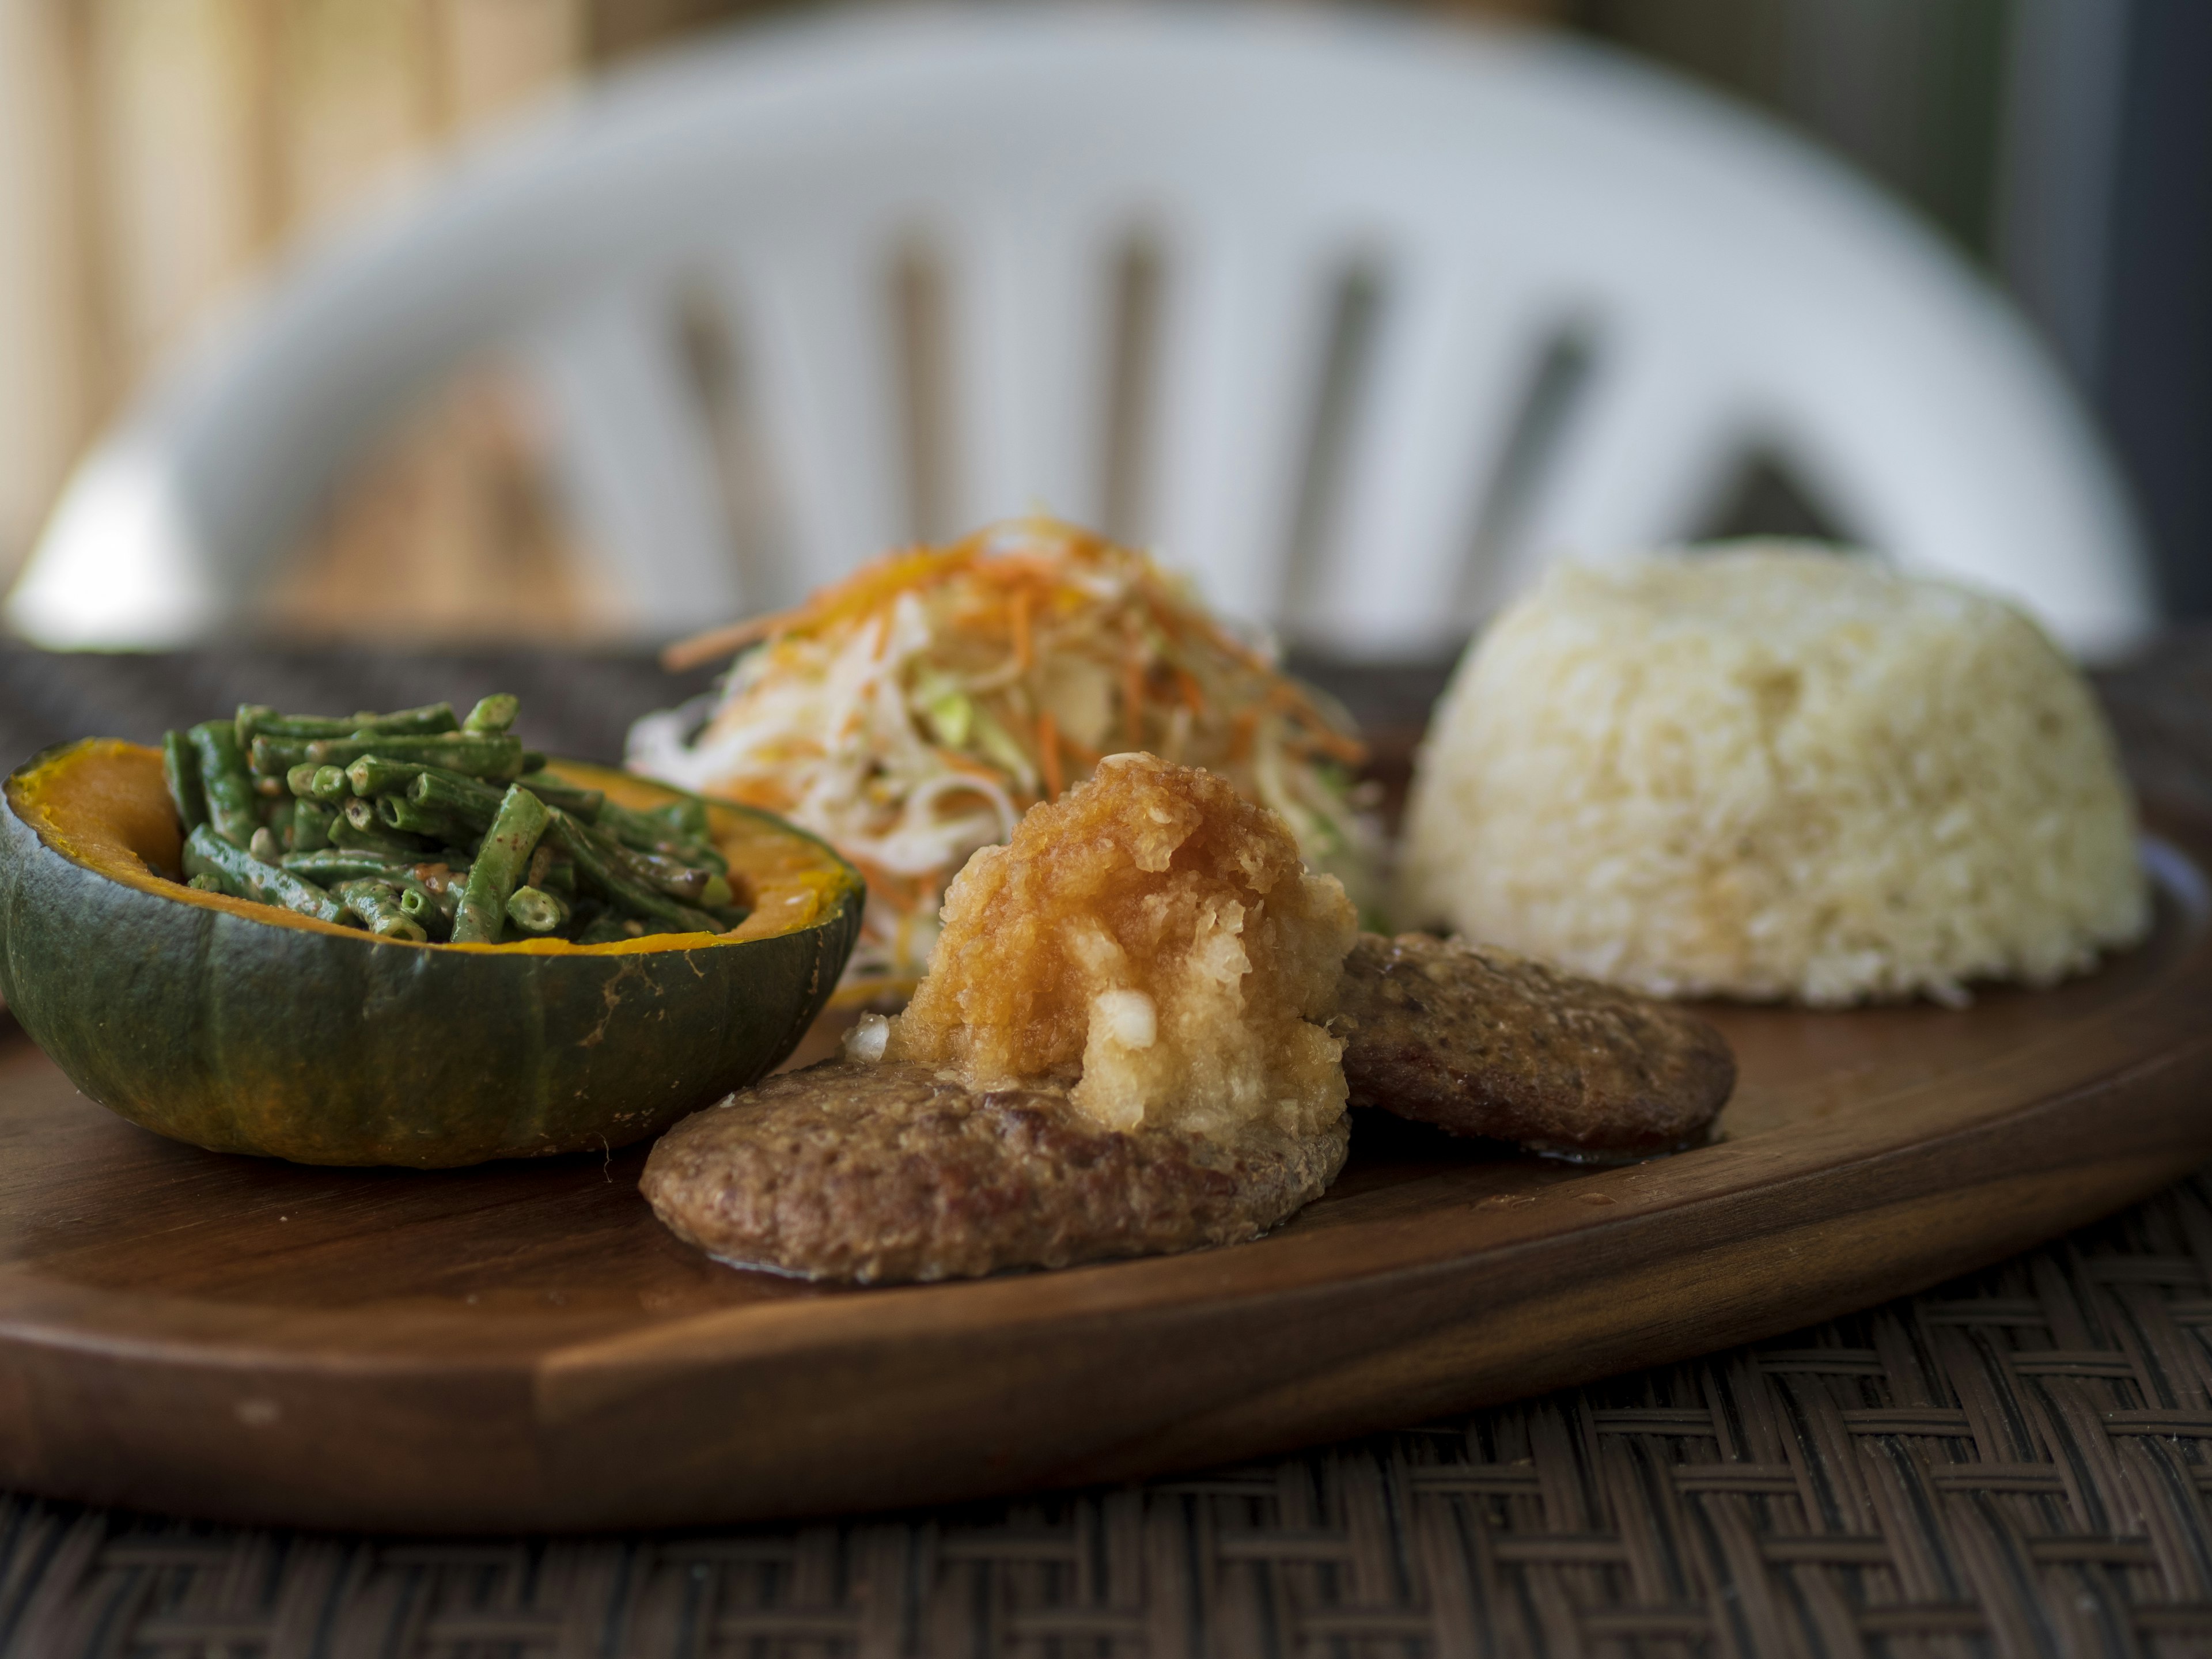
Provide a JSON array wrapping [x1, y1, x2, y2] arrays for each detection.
[[0, 739, 864, 1167]]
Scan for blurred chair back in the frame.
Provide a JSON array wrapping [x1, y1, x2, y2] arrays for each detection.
[[7, 5, 2154, 656]]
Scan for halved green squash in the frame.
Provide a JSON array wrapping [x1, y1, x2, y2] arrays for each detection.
[[0, 739, 864, 1167]]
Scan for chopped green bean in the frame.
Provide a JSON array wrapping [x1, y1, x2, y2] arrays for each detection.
[[592, 799, 683, 854], [248, 734, 311, 775], [376, 793, 472, 842], [544, 810, 722, 933], [505, 885, 569, 935], [162, 730, 207, 832], [335, 878, 429, 943], [363, 869, 450, 940], [463, 693, 519, 733], [281, 848, 415, 882], [615, 844, 711, 902], [287, 763, 350, 802], [513, 771, 604, 819], [248, 826, 283, 863], [345, 756, 400, 797], [574, 914, 633, 946], [407, 768, 503, 828], [188, 721, 259, 848], [238, 702, 458, 745], [650, 799, 713, 842], [392, 880, 456, 941], [289, 800, 332, 852], [327, 815, 431, 858], [452, 784, 550, 944], [347, 704, 459, 735], [408, 862, 465, 931], [185, 872, 224, 893], [302, 732, 525, 781], [594, 798, 727, 874], [344, 755, 421, 798], [183, 824, 346, 922]]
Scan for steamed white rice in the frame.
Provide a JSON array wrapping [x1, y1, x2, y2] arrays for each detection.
[[1397, 546, 2150, 1006]]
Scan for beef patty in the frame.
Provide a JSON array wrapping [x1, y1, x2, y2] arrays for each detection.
[[1337, 933, 1733, 1159], [641, 1059, 1349, 1283]]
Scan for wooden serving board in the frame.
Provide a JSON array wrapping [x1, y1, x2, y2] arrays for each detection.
[[2, 821, 2208, 1535]]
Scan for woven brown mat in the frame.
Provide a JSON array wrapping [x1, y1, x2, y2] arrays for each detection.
[[10, 1177, 2212, 1657], [2, 635, 2207, 1658]]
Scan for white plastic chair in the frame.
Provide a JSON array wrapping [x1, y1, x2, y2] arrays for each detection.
[[6, 4, 2155, 657]]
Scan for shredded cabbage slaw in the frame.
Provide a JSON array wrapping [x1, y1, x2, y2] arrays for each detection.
[[629, 519, 1380, 991]]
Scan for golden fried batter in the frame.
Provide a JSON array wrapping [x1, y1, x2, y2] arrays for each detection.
[[887, 753, 1356, 1139]]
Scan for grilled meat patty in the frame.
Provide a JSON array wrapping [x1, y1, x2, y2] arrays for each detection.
[[642, 1059, 1348, 1283], [1337, 933, 1733, 1159]]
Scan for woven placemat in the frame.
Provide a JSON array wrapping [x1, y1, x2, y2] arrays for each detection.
[[8, 1179, 2212, 1657], [1, 636, 2207, 1658]]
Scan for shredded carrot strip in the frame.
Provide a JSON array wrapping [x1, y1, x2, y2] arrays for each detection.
[[974, 554, 1070, 586], [1173, 667, 1206, 713], [930, 745, 1004, 783], [1037, 710, 1064, 798], [1227, 707, 1259, 764], [1191, 611, 1273, 678], [847, 857, 925, 911], [662, 539, 986, 668], [1312, 727, 1368, 766], [660, 612, 785, 672], [1010, 588, 1033, 671], [1264, 682, 1366, 764]]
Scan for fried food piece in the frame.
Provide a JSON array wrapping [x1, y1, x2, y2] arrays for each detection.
[[641, 1058, 1349, 1282], [888, 753, 1355, 1139], [1338, 933, 1734, 1160], [646, 756, 1360, 1282]]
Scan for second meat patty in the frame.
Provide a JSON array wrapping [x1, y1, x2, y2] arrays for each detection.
[[1337, 932, 1734, 1160]]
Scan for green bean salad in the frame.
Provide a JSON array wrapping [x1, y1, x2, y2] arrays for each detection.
[[161, 695, 746, 945]]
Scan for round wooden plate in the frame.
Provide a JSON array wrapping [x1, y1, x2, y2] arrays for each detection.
[[2, 820, 2207, 1534]]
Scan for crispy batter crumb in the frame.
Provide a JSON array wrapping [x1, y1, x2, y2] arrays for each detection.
[[885, 753, 1356, 1139]]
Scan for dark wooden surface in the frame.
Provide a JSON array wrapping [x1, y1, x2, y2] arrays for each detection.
[[1, 796, 2207, 1531], [3, 637, 2212, 1658]]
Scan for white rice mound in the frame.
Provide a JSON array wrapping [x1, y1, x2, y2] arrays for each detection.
[[1398, 546, 2150, 1006]]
